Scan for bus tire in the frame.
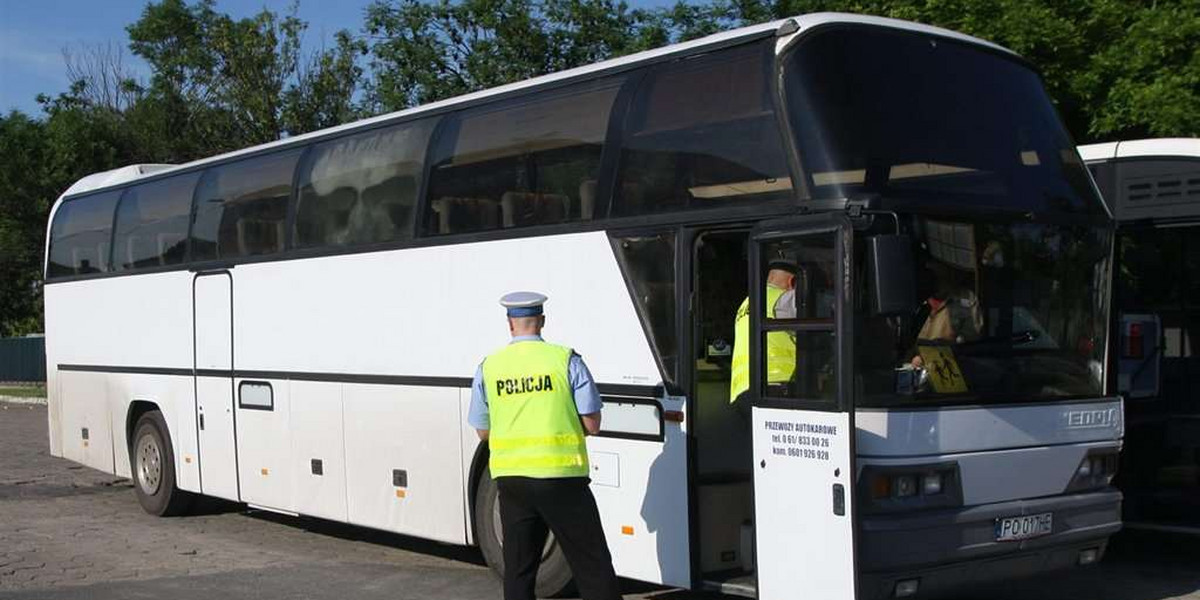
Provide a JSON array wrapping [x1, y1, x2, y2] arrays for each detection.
[[131, 410, 192, 516], [474, 467, 575, 598]]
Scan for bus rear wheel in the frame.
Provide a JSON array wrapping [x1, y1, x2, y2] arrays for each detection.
[[475, 467, 575, 598], [131, 410, 193, 516]]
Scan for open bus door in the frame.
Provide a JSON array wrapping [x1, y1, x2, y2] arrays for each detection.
[[749, 214, 858, 600]]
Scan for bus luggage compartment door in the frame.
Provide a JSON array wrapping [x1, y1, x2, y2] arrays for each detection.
[[193, 271, 240, 501], [750, 215, 858, 600]]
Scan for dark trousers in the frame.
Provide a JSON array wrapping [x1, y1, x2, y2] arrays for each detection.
[[496, 476, 621, 600]]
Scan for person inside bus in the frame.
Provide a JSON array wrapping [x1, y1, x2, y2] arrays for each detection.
[[729, 260, 798, 409], [909, 260, 983, 367]]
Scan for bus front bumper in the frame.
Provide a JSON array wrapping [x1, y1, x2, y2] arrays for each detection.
[[857, 489, 1122, 599]]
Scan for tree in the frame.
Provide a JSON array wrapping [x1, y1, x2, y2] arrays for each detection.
[[362, 0, 708, 111], [62, 42, 144, 114], [1086, 2, 1200, 139], [283, 30, 369, 133], [126, 0, 366, 158], [125, 0, 236, 159], [0, 113, 53, 336]]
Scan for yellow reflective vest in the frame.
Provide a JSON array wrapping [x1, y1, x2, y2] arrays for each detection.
[[729, 285, 797, 402], [482, 341, 589, 478]]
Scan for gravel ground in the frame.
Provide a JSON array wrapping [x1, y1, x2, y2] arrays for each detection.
[[1, 401, 1197, 600]]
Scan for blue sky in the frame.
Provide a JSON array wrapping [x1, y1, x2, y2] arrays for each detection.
[[0, 0, 675, 117]]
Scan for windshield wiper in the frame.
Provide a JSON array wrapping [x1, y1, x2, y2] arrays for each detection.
[[959, 330, 1041, 347]]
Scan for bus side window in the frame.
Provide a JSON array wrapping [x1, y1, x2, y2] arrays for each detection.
[[47, 190, 123, 279], [422, 76, 624, 236], [613, 40, 791, 217], [295, 119, 436, 248], [112, 173, 199, 271], [191, 149, 303, 261]]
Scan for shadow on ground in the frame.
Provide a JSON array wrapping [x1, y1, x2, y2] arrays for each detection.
[[243, 507, 488, 566]]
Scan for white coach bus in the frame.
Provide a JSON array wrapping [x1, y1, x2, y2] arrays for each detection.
[[44, 13, 1122, 600], [1080, 138, 1200, 532]]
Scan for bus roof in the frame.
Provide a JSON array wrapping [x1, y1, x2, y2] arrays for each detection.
[[60, 164, 177, 197], [57, 12, 1011, 199], [1078, 138, 1200, 163]]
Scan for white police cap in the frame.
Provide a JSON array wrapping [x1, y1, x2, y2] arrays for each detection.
[[500, 291, 547, 317]]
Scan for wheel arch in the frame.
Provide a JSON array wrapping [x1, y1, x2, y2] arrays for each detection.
[[125, 399, 163, 451]]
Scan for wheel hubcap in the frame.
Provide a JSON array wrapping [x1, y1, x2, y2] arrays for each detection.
[[136, 433, 162, 495], [493, 494, 556, 559]]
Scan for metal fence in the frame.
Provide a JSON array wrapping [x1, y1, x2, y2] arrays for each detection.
[[0, 336, 46, 382]]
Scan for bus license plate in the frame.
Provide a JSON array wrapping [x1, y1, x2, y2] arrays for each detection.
[[995, 513, 1052, 542]]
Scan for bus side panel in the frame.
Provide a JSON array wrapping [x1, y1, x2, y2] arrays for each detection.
[[290, 381, 349, 522], [174, 375, 201, 494], [229, 232, 660, 389], [108, 375, 133, 478], [44, 272, 195, 467], [236, 378, 293, 512], [46, 368, 63, 458], [458, 390, 479, 545], [44, 287, 65, 459], [344, 384, 467, 544], [59, 371, 114, 474], [588, 429, 691, 588]]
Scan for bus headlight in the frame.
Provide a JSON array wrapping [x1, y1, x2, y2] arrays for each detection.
[[860, 462, 962, 513], [922, 472, 944, 496], [1066, 449, 1119, 493]]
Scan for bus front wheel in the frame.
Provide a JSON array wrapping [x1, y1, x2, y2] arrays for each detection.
[[474, 467, 575, 598], [130, 410, 193, 516]]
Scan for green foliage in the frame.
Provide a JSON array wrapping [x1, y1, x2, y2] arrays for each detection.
[[0, 386, 48, 399], [126, 0, 365, 156], [1088, 2, 1200, 138], [0, 113, 52, 337], [284, 30, 369, 133], [362, 0, 742, 111]]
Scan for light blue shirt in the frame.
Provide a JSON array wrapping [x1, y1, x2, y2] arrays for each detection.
[[467, 335, 602, 430]]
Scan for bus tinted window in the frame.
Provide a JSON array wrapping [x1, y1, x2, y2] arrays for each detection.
[[112, 173, 199, 271], [613, 42, 791, 217], [783, 27, 1105, 217], [612, 232, 678, 384], [424, 78, 622, 235], [47, 190, 122, 278], [191, 149, 302, 261], [295, 119, 437, 248]]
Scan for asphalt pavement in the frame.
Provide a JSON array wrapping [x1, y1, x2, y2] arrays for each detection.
[[1, 401, 1197, 600]]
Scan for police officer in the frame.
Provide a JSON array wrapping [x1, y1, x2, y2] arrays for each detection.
[[467, 291, 621, 600], [729, 261, 798, 405]]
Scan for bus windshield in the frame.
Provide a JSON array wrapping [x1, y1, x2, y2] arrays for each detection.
[[782, 26, 1105, 218], [853, 218, 1111, 407], [780, 27, 1113, 405]]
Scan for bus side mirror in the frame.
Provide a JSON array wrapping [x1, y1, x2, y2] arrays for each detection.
[[867, 234, 917, 316]]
